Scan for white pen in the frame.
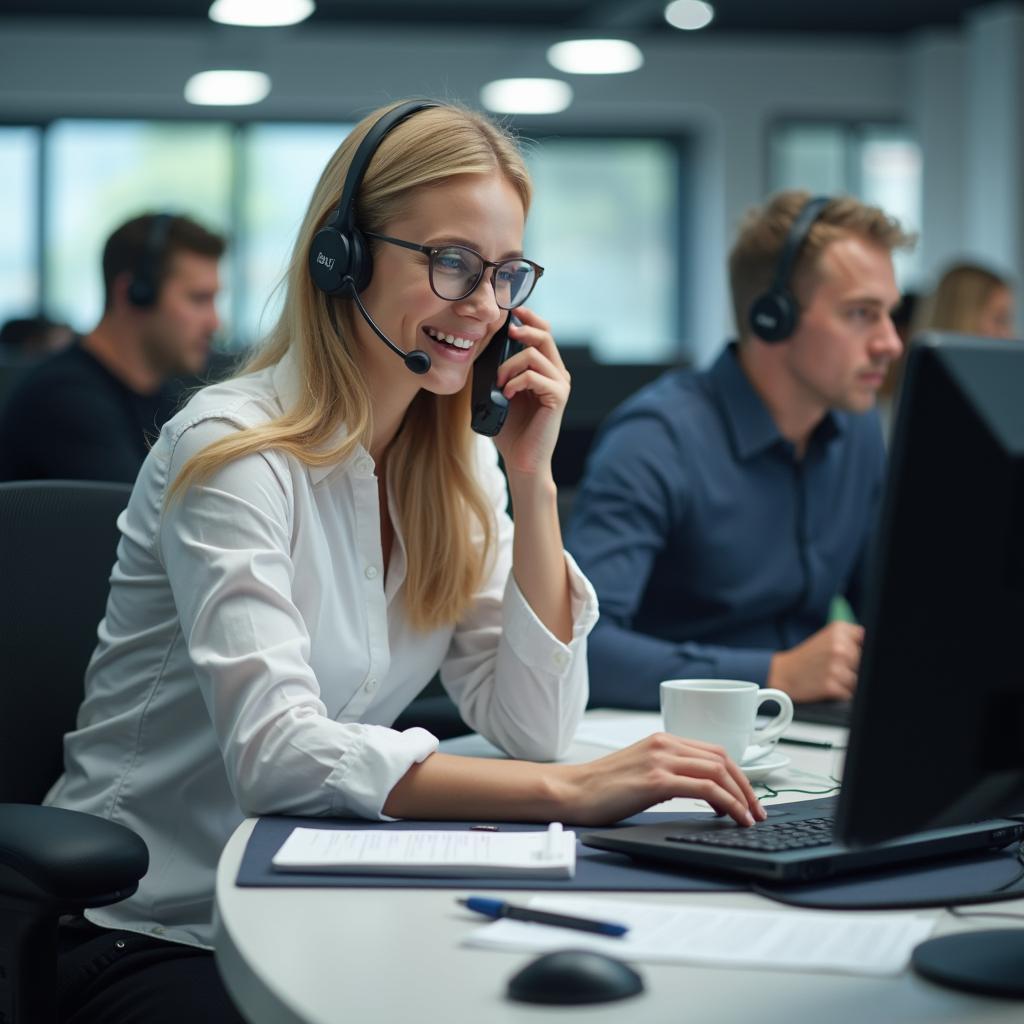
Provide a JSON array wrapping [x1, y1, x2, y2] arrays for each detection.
[[544, 821, 563, 860]]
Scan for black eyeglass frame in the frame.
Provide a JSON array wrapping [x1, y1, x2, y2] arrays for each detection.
[[364, 232, 544, 309]]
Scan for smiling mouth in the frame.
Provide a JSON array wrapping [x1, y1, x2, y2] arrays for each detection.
[[424, 326, 476, 351]]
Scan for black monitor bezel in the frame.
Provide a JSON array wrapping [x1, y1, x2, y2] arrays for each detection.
[[835, 331, 1024, 847]]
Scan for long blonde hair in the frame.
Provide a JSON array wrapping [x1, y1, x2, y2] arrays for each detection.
[[171, 100, 533, 631], [916, 262, 1011, 335]]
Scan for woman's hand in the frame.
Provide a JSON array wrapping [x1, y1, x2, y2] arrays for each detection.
[[382, 735, 765, 827], [491, 307, 570, 479], [553, 733, 767, 828]]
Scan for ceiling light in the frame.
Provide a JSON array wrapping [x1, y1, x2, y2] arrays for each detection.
[[208, 0, 315, 28], [546, 39, 644, 75], [480, 79, 573, 115], [185, 70, 272, 106], [664, 0, 715, 31]]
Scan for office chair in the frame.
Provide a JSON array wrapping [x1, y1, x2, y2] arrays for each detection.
[[0, 480, 149, 1024]]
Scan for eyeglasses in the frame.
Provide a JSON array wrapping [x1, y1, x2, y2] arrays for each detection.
[[364, 232, 544, 310]]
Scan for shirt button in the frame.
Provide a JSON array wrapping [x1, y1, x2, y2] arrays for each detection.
[[358, 457, 373, 475], [365, 677, 378, 692], [553, 651, 570, 670], [365, 565, 378, 579], [151, 926, 165, 936]]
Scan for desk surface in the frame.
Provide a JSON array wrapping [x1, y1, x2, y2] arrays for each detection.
[[214, 712, 1024, 1024]]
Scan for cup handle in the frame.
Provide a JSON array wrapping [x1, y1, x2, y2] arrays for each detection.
[[752, 688, 794, 747]]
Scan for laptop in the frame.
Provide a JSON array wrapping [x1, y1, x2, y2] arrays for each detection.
[[580, 795, 1022, 883], [792, 699, 851, 727], [582, 335, 1024, 884]]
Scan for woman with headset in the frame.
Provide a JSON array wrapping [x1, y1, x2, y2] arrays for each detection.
[[50, 100, 763, 1022]]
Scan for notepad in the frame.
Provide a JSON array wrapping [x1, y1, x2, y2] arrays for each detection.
[[271, 823, 577, 878]]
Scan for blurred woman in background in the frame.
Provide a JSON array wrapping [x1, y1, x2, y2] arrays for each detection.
[[917, 261, 1016, 339]]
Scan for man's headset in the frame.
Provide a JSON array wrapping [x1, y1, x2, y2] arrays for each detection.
[[308, 100, 439, 375], [747, 195, 831, 343], [127, 212, 175, 308]]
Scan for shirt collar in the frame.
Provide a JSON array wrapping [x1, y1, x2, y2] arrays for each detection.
[[270, 350, 368, 485], [707, 342, 844, 461]]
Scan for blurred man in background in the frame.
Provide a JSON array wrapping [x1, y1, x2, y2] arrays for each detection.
[[0, 315, 74, 360], [567, 191, 913, 710], [0, 213, 225, 483]]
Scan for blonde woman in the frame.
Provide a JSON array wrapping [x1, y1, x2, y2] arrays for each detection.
[[48, 100, 762, 1022], [919, 262, 1016, 339], [881, 263, 1016, 424]]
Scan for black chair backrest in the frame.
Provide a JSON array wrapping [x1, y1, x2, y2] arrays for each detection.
[[0, 480, 131, 803]]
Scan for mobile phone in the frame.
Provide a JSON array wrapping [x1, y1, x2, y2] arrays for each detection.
[[470, 313, 522, 436]]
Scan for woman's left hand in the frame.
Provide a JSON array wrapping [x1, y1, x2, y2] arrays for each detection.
[[490, 306, 570, 479]]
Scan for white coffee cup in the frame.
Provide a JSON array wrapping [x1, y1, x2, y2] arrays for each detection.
[[660, 679, 794, 764]]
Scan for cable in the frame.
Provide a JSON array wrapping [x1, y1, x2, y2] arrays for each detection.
[[754, 774, 842, 800], [947, 907, 1024, 922], [755, 782, 841, 799]]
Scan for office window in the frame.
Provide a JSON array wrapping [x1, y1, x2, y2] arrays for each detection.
[[769, 121, 922, 285], [0, 126, 40, 326], [238, 123, 352, 345], [45, 120, 233, 333], [3, 120, 686, 361], [858, 127, 922, 286], [770, 123, 848, 197], [525, 138, 679, 364]]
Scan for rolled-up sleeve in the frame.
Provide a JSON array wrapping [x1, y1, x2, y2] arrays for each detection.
[[158, 417, 438, 820], [440, 439, 599, 762]]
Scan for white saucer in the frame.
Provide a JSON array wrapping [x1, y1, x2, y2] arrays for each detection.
[[740, 751, 790, 782]]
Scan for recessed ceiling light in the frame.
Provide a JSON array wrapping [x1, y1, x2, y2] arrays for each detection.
[[480, 79, 573, 115], [208, 0, 315, 28], [546, 39, 644, 75], [664, 0, 715, 31], [184, 70, 272, 106]]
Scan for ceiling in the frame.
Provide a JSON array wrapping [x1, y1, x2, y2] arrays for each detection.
[[0, 0, 999, 37]]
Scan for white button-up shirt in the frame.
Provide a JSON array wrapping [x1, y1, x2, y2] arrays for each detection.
[[45, 355, 598, 949]]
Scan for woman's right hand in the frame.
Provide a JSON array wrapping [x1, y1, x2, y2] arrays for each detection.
[[553, 733, 767, 828]]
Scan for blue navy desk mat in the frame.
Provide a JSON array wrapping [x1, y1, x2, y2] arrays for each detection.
[[237, 813, 738, 893], [236, 813, 1024, 906]]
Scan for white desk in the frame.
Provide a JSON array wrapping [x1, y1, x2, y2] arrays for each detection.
[[214, 712, 1023, 1024]]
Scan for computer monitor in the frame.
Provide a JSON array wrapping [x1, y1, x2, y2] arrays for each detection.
[[834, 331, 1024, 996]]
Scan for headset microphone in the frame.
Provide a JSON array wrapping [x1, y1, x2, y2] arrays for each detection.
[[348, 285, 431, 375], [309, 100, 438, 374]]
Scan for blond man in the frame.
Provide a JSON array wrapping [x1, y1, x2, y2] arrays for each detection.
[[567, 191, 912, 708]]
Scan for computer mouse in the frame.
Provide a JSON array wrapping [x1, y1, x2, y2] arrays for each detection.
[[506, 948, 644, 1005]]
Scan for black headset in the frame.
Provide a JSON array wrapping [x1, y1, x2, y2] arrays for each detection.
[[308, 100, 438, 375], [747, 195, 831, 343], [308, 101, 438, 299], [127, 212, 174, 308]]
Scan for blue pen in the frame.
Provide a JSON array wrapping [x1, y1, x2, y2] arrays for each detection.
[[458, 896, 629, 938]]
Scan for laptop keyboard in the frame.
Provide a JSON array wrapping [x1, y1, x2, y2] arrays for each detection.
[[666, 816, 835, 853]]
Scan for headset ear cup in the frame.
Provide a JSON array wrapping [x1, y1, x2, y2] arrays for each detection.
[[749, 290, 796, 343], [309, 226, 352, 295], [127, 279, 155, 308], [309, 225, 374, 295], [347, 227, 373, 293]]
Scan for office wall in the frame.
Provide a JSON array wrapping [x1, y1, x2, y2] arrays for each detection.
[[909, 3, 1024, 308], [1, 7, 1020, 359]]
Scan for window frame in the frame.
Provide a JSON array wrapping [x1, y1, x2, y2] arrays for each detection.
[[2, 115, 692, 364]]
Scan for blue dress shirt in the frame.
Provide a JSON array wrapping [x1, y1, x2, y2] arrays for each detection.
[[565, 343, 886, 709]]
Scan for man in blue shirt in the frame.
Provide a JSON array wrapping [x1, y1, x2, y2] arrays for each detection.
[[566, 191, 912, 709]]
